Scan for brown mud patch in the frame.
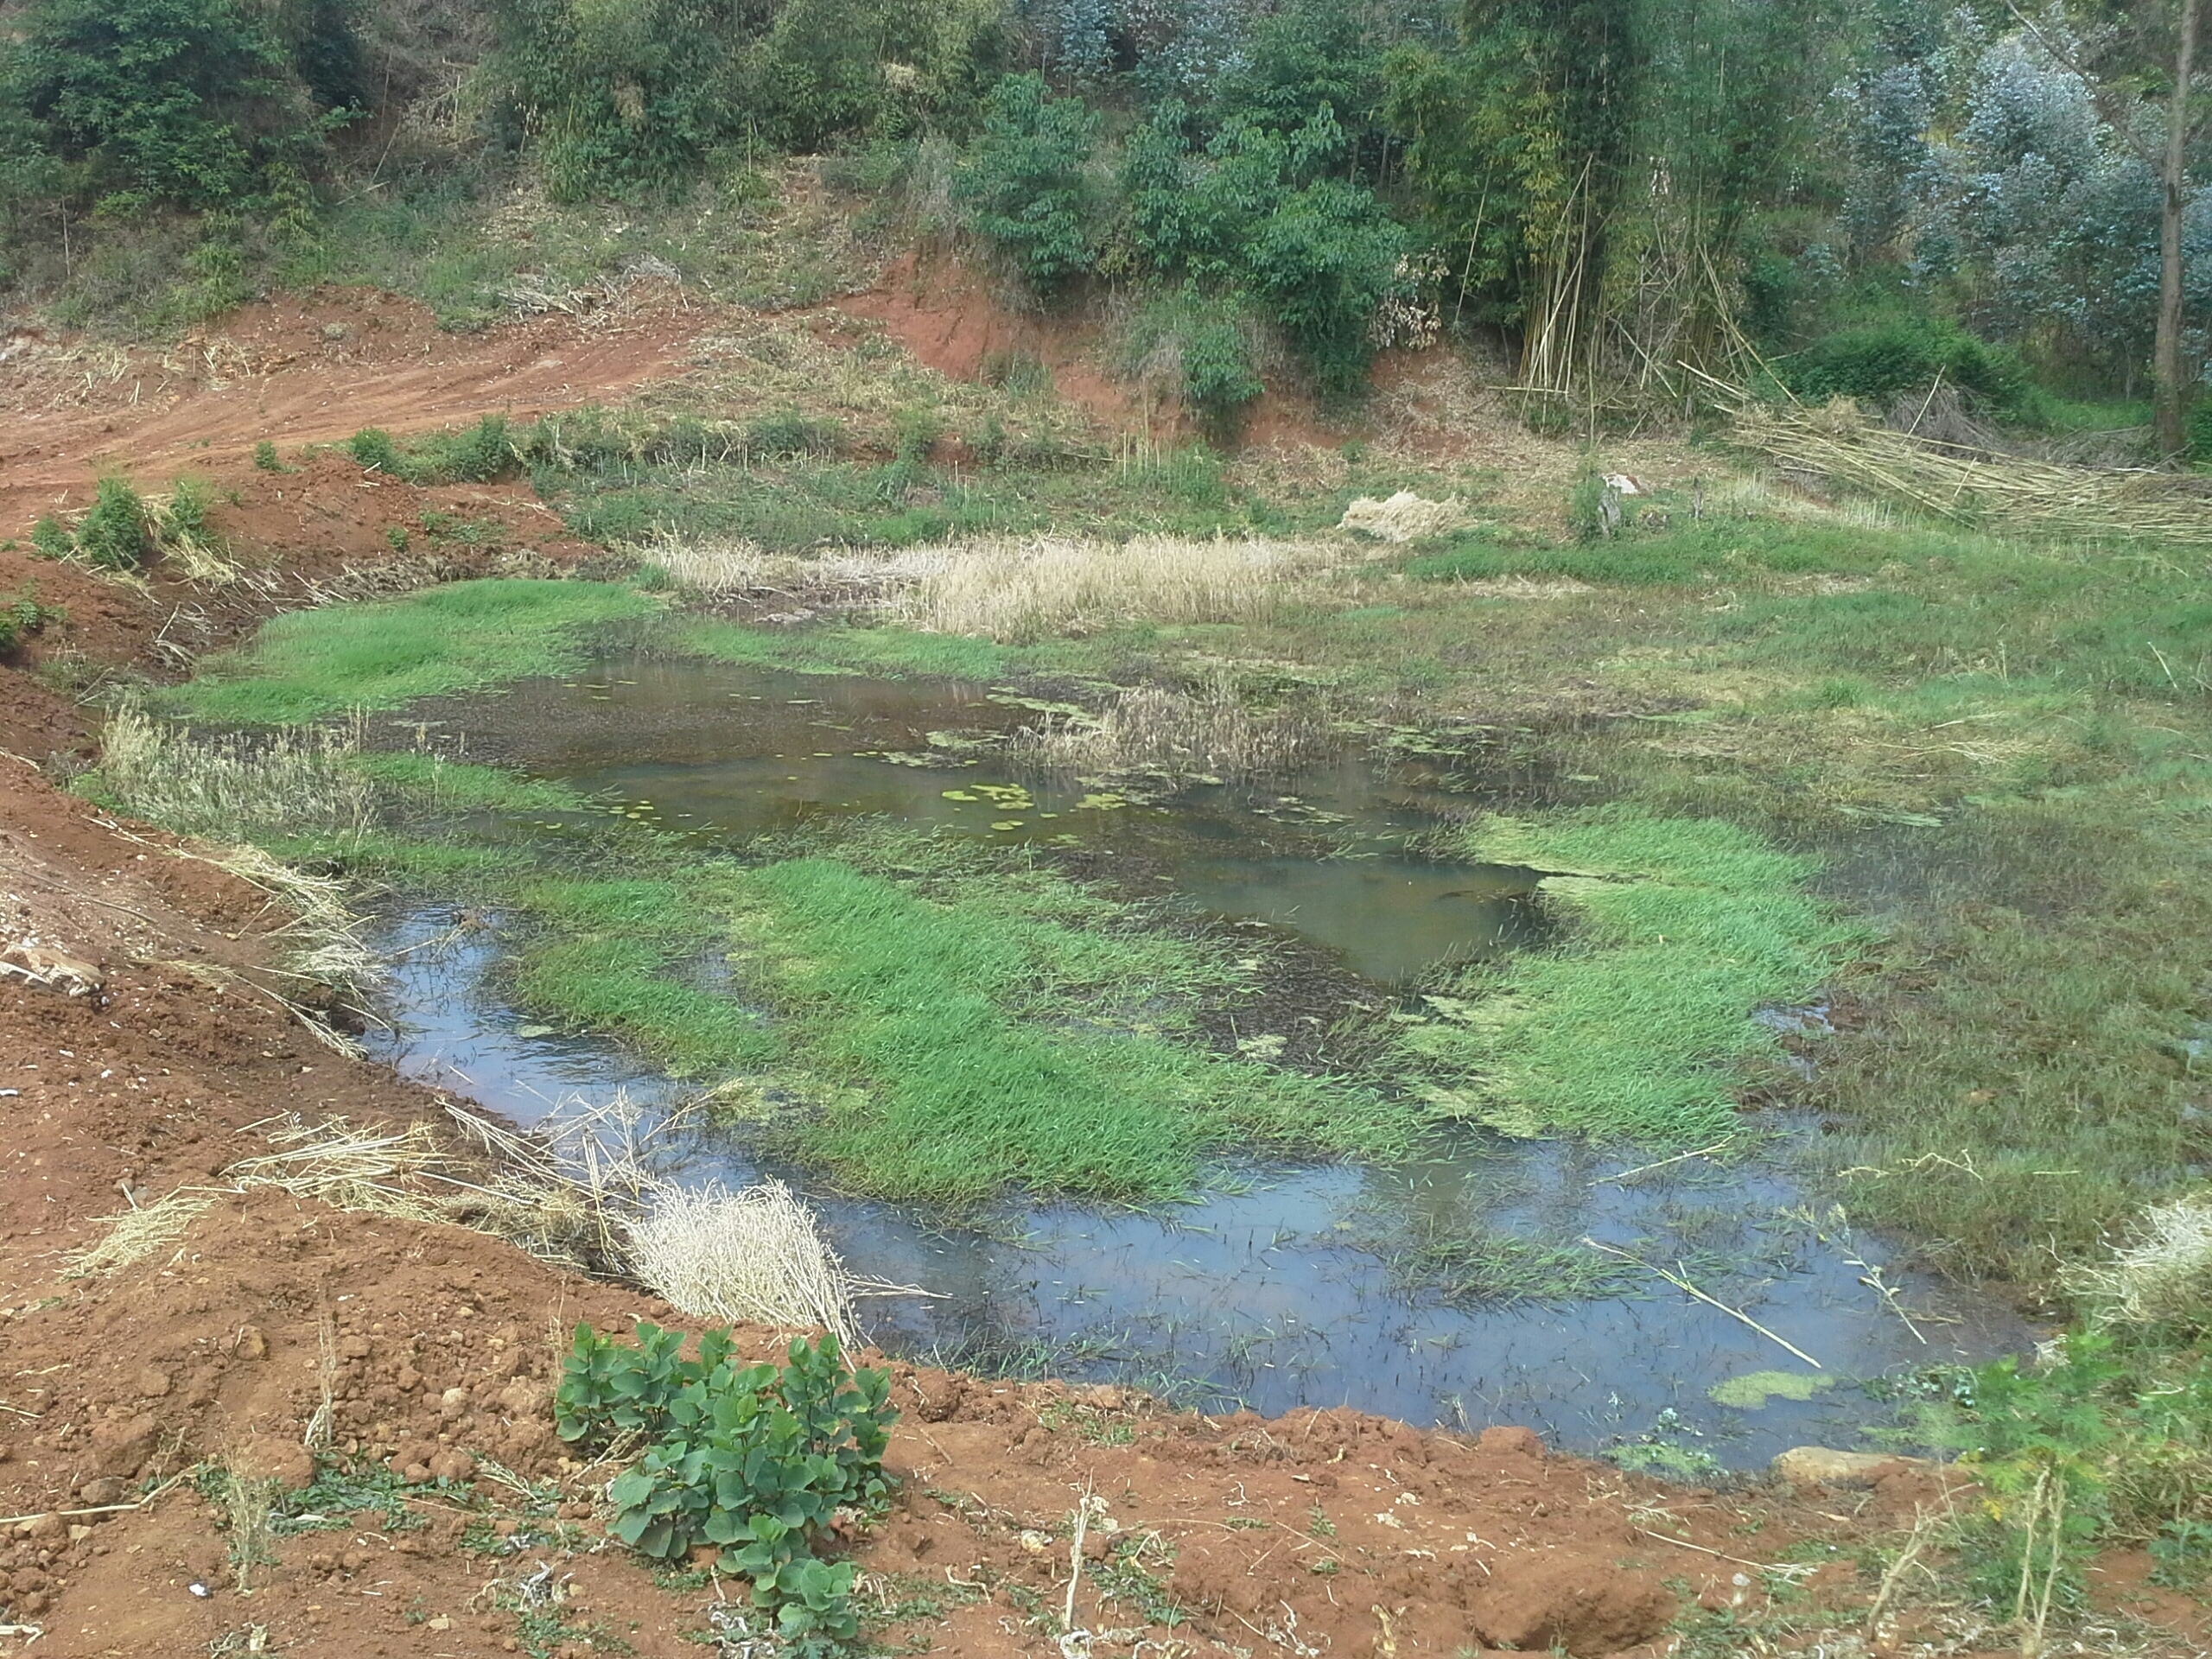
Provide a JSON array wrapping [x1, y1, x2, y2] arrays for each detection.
[[0, 283, 709, 537], [835, 252, 1348, 455]]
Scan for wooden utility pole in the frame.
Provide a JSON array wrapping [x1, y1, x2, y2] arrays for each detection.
[[2155, 0, 2201, 456]]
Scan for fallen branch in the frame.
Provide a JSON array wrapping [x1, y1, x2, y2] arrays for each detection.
[[0, 1469, 193, 1529], [1582, 1238, 1822, 1369]]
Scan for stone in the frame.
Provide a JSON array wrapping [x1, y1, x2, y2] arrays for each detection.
[[1771, 1446, 1923, 1488], [232, 1432, 315, 1491], [130, 1367, 172, 1399], [77, 1478, 130, 1507], [87, 1414, 157, 1477], [1476, 1425, 1546, 1459]]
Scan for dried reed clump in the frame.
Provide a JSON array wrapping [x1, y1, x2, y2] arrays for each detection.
[[90, 703, 385, 1008], [143, 491, 244, 586], [2065, 1193, 2212, 1329], [629, 531, 1351, 642], [1338, 491, 1468, 543], [67, 1099, 888, 1344], [889, 533, 1348, 644], [626, 1181, 862, 1350], [635, 537, 777, 594], [1730, 397, 2212, 546], [1010, 675, 1332, 780], [95, 702, 374, 844]]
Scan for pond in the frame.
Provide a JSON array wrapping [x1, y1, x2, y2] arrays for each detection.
[[366, 652, 2033, 1466]]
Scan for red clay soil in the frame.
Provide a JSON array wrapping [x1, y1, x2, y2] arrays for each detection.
[[0, 288, 2201, 1659], [0, 447, 614, 760], [837, 252, 1344, 456], [0, 283, 708, 537]]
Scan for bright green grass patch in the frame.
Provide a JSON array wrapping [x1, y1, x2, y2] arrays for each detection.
[[717, 855, 1406, 1202], [348, 752, 599, 814], [669, 618, 1043, 682], [172, 580, 662, 724], [512, 936, 771, 1077], [324, 816, 1410, 1203], [1405, 808, 1861, 1142]]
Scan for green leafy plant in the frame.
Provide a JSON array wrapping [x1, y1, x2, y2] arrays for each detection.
[[556, 1323, 897, 1643], [0, 590, 60, 654], [1775, 317, 2041, 424], [75, 476, 151, 569], [16, 0, 318, 206], [348, 426, 407, 475], [29, 515, 73, 561], [954, 73, 1101, 293], [252, 439, 289, 473]]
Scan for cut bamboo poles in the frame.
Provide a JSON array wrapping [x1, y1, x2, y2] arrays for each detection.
[[1720, 389, 2212, 547]]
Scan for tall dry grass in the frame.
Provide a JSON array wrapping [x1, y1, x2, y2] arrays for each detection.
[[629, 531, 1351, 642], [94, 701, 374, 843], [890, 533, 1346, 643]]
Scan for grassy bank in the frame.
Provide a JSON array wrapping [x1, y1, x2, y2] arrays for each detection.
[[172, 580, 663, 724]]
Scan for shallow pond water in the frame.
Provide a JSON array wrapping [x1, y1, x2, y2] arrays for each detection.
[[371, 654, 2036, 1464], [413, 653, 1546, 983]]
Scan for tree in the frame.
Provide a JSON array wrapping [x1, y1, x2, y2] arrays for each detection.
[[953, 73, 1102, 291], [2156, 0, 2201, 454], [16, 0, 299, 206]]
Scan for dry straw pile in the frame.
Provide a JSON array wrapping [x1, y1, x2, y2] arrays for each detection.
[[69, 1098, 888, 1344], [1338, 491, 1468, 543], [2066, 1192, 2212, 1328], [1730, 397, 2212, 546]]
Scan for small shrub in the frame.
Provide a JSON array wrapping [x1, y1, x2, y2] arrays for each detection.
[[744, 409, 843, 461], [2188, 398, 2212, 465], [0, 591, 60, 654], [30, 515, 74, 561], [348, 427, 406, 475], [1778, 317, 2039, 423], [1567, 472, 1620, 543], [556, 1323, 897, 1643], [1119, 289, 1264, 437], [252, 439, 287, 472], [2152, 1518, 2212, 1589], [76, 477, 150, 569], [953, 73, 1101, 293], [413, 415, 516, 484], [980, 349, 1052, 396]]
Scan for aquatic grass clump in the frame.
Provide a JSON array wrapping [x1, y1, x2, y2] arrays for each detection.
[[1409, 808, 1860, 1142], [726, 855, 1402, 1203], [347, 752, 599, 815], [357, 816, 1414, 1205], [174, 578, 663, 724], [669, 616, 1033, 682]]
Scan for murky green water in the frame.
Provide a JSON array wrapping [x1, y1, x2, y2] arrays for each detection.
[[371, 653, 2034, 1464]]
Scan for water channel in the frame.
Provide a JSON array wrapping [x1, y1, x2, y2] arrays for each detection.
[[364, 652, 2033, 1466]]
